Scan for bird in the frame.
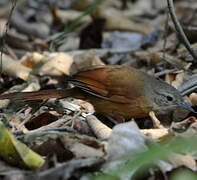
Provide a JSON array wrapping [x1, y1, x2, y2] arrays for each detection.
[[0, 65, 194, 122]]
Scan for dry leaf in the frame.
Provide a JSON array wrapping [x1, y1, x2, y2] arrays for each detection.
[[106, 121, 148, 160], [1, 53, 31, 81], [39, 53, 73, 76], [25, 112, 59, 130]]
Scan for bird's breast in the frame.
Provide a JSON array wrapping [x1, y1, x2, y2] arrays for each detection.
[[88, 95, 152, 119]]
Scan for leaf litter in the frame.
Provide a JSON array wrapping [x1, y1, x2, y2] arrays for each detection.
[[0, 0, 197, 179]]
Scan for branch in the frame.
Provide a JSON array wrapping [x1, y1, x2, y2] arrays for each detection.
[[167, 0, 197, 62]]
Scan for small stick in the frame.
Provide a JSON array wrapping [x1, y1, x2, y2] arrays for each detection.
[[149, 111, 165, 129], [4, 44, 18, 60], [167, 0, 197, 61], [0, 0, 17, 74], [162, 9, 169, 59], [86, 115, 112, 140]]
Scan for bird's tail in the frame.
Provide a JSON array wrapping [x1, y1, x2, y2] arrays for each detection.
[[0, 88, 83, 102]]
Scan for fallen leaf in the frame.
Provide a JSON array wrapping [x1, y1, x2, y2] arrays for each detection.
[[0, 122, 45, 169]]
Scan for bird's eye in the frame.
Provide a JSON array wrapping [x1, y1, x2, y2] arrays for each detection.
[[166, 95, 173, 101]]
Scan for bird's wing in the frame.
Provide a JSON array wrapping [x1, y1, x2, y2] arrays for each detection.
[[68, 66, 143, 104]]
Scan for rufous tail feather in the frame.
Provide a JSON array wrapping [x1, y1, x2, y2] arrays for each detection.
[[0, 88, 83, 101]]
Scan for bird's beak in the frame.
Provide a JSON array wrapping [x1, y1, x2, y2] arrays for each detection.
[[178, 102, 195, 113]]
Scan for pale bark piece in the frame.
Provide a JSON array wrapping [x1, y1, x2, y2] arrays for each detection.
[[70, 142, 104, 158], [20, 52, 47, 69], [71, 51, 105, 74], [86, 115, 112, 140], [149, 111, 165, 129], [87, 114, 169, 140], [21, 52, 74, 76], [56, 9, 91, 23], [165, 71, 185, 89], [39, 53, 73, 76], [141, 129, 169, 139], [169, 153, 196, 171], [189, 93, 197, 105], [1, 53, 31, 80]]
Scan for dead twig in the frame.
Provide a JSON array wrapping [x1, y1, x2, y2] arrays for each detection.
[[149, 111, 165, 129], [86, 115, 112, 140], [4, 44, 18, 60], [167, 0, 197, 61], [141, 129, 169, 139], [0, 0, 17, 74], [162, 8, 169, 59]]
